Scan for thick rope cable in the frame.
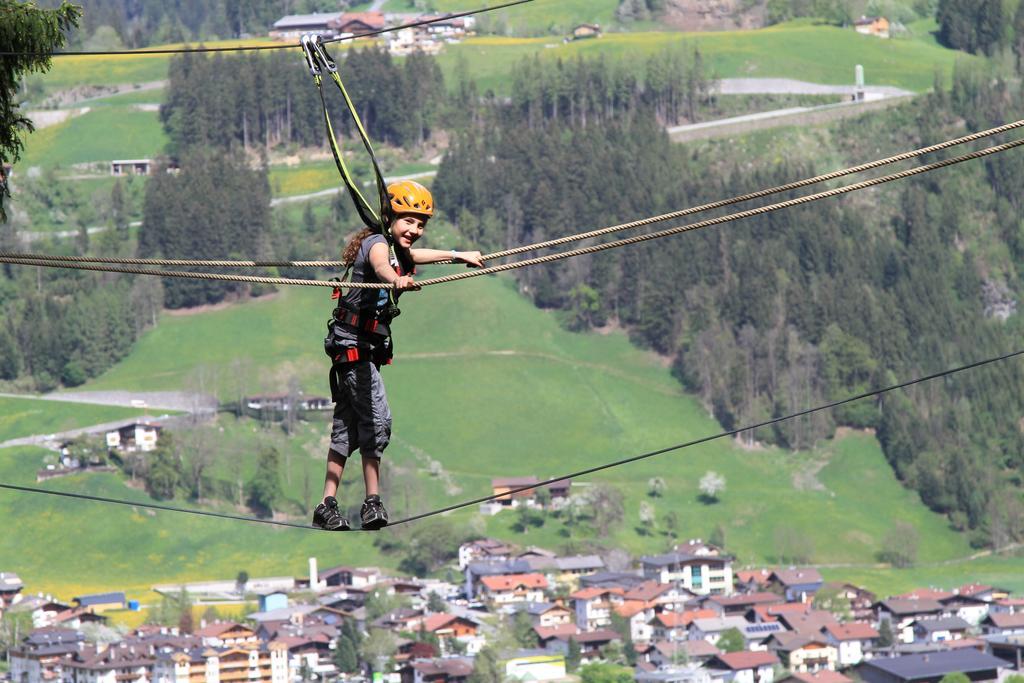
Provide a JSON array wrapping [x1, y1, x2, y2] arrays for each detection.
[[9, 116, 1024, 270], [4, 137, 1023, 287], [2, 348, 1021, 530], [0, 0, 535, 57]]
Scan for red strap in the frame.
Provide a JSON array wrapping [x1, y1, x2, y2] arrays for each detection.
[[331, 287, 341, 300], [346, 348, 361, 363]]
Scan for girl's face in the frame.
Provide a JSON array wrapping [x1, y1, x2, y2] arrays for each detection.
[[390, 214, 426, 249]]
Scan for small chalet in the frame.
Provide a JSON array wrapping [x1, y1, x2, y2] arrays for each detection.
[[574, 629, 621, 661], [110, 159, 152, 176], [571, 587, 625, 631], [521, 601, 573, 628], [458, 538, 513, 570], [821, 622, 878, 667], [769, 569, 823, 603], [854, 16, 889, 39], [270, 12, 342, 39], [0, 572, 24, 608], [491, 477, 538, 507], [570, 23, 601, 40], [875, 599, 946, 642], [421, 614, 482, 654], [478, 573, 548, 604], [767, 632, 838, 673], [736, 569, 773, 593], [329, 11, 385, 36], [650, 609, 716, 641], [706, 651, 780, 683], [105, 423, 161, 453], [534, 623, 580, 653], [194, 621, 259, 648], [400, 657, 473, 683], [709, 592, 785, 616], [72, 592, 126, 613], [981, 612, 1024, 636], [910, 616, 970, 644]]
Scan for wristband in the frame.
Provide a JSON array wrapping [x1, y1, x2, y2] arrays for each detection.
[[451, 249, 458, 260]]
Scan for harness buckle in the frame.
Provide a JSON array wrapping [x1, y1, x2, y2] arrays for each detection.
[[312, 36, 338, 73], [300, 35, 322, 76]]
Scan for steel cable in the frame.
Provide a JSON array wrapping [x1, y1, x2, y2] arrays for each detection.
[[9, 135, 1021, 287], [2, 348, 1021, 530], [8, 116, 1024, 270]]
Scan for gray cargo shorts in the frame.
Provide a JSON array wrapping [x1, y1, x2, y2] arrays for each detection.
[[329, 360, 392, 459]]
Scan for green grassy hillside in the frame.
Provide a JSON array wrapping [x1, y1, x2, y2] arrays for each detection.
[[0, 397, 148, 443], [21, 107, 166, 169], [439, 20, 974, 95], [4, 270, 1020, 598]]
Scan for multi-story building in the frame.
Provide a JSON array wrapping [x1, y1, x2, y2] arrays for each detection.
[[153, 643, 288, 683], [640, 549, 733, 596]]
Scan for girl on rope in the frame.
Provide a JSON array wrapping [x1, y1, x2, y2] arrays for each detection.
[[313, 180, 485, 531]]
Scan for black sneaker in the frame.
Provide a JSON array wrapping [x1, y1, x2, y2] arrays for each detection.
[[312, 496, 350, 531], [360, 495, 389, 530]]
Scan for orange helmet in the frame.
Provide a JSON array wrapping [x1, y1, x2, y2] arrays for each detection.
[[387, 180, 434, 218]]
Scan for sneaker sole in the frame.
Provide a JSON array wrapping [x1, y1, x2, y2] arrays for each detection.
[[361, 517, 388, 531]]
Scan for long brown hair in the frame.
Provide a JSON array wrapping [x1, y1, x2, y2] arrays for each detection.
[[341, 228, 375, 267]]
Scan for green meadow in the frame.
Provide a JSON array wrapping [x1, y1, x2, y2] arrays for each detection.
[[0, 396, 148, 443], [21, 107, 166, 169], [439, 21, 973, 96], [2, 270, 1012, 598]]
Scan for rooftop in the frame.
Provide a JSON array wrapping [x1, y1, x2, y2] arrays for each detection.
[[859, 649, 1008, 680]]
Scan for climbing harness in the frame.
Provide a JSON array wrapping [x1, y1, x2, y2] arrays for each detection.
[[302, 34, 412, 373]]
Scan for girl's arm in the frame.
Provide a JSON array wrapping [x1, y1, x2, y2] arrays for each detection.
[[411, 248, 485, 268], [368, 242, 418, 291]]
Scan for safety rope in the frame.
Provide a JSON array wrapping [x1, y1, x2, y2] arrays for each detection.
[[3, 347, 1021, 530], [0, 0, 536, 57], [7, 117, 1024, 271], [5, 135, 1022, 287]]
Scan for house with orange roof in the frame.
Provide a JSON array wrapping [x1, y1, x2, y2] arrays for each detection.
[[478, 574, 548, 605], [613, 600, 654, 642], [821, 622, 878, 666], [651, 609, 717, 641], [709, 592, 784, 617], [571, 587, 625, 631], [750, 602, 812, 623], [420, 614, 484, 654], [624, 581, 694, 611], [194, 622, 260, 649], [707, 651, 780, 683], [853, 16, 889, 38]]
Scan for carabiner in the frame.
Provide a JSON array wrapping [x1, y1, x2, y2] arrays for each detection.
[[312, 35, 338, 73], [300, 34, 321, 76]]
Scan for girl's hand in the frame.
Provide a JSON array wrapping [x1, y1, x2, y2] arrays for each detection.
[[394, 275, 420, 291], [456, 251, 485, 268]]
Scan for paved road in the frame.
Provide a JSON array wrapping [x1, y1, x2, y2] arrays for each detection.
[[668, 94, 914, 143], [717, 77, 912, 98], [0, 413, 191, 450], [0, 390, 217, 413]]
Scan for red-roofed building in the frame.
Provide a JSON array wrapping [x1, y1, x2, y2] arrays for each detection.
[[710, 592, 785, 616], [767, 633, 837, 673], [420, 614, 483, 655], [707, 651, 780, 683], [614, 600, 655, 642], [821, 622, 878, 667], [328, 11, 385, 36], [751, 602, 812, 623], [571, 587, 625, 631], [650, 609, 718, 640], [736, 569, 773, 592], [478, 573, 547, 604], [194, 622, 260, 648]]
